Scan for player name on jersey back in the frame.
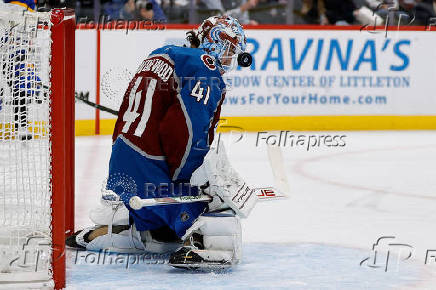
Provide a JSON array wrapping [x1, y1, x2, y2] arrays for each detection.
[[137, 57, 174, 82]]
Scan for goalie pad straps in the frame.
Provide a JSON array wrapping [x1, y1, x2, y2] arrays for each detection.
[[182, 212, 242, 264], [191, 141, 258, 218], [77, 225, 181, 254], [76, 225, 146, 253]]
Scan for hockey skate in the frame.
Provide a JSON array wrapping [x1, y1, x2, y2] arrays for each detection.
[[169, 212, 242, 271], [169, 233, 233, 271]]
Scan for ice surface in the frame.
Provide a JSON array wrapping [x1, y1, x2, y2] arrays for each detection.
[[67, 243, 429, 290], [71, 131, 436, 289]]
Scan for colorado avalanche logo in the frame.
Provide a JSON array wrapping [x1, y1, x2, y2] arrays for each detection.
[[201, 54, 216, 70]]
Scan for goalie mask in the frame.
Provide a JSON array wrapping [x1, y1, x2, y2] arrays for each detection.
[[194, 15, 251, 73]]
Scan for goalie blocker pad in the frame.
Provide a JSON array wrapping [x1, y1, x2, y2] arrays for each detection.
[[191, 141, 258, 218]]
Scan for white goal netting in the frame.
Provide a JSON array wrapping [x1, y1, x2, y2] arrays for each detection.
[[0, 4, 54, 286]]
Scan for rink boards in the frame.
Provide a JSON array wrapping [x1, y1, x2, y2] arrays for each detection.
[[74, 26, 436, 135]]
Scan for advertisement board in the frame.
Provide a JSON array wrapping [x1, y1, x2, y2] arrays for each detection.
[[75, 26, 436, 134]]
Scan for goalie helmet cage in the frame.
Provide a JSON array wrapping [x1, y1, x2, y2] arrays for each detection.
[[0, 6, 75, 289]]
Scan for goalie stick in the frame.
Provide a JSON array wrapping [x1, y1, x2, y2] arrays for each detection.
[[129, 187, 286, 210], [75, 94, 119, 115], [267, 145, 291, 195], [129, 141, 290, 212]]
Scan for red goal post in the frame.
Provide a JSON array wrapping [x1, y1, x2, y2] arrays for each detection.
[[51, 8, 76, 289], [0, 6, 75, 289]]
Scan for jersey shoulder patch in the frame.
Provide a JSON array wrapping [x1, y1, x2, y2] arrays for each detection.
[[200, 54, 216, 71]]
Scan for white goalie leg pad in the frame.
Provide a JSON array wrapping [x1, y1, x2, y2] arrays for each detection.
[[89, 191, 129, 226], [191, 141, 258, 218], [89, 202, 129, 226], [82, 225, 146, 254], [78, 225, 181, 254], [183, 212, 242, 264], [85, 191, 181, 254]]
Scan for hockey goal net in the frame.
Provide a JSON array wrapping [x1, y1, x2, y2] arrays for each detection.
[[0, 5, 74, 289]]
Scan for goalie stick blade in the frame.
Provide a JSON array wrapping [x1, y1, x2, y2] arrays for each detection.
[[255, 187, 288, 201], [267, 145, 291, 195]]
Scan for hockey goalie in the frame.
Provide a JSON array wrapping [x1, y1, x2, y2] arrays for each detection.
[[67, 15, 256, 270]]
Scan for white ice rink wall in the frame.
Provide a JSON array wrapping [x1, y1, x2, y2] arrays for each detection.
[[74, 25, 436, 135]]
